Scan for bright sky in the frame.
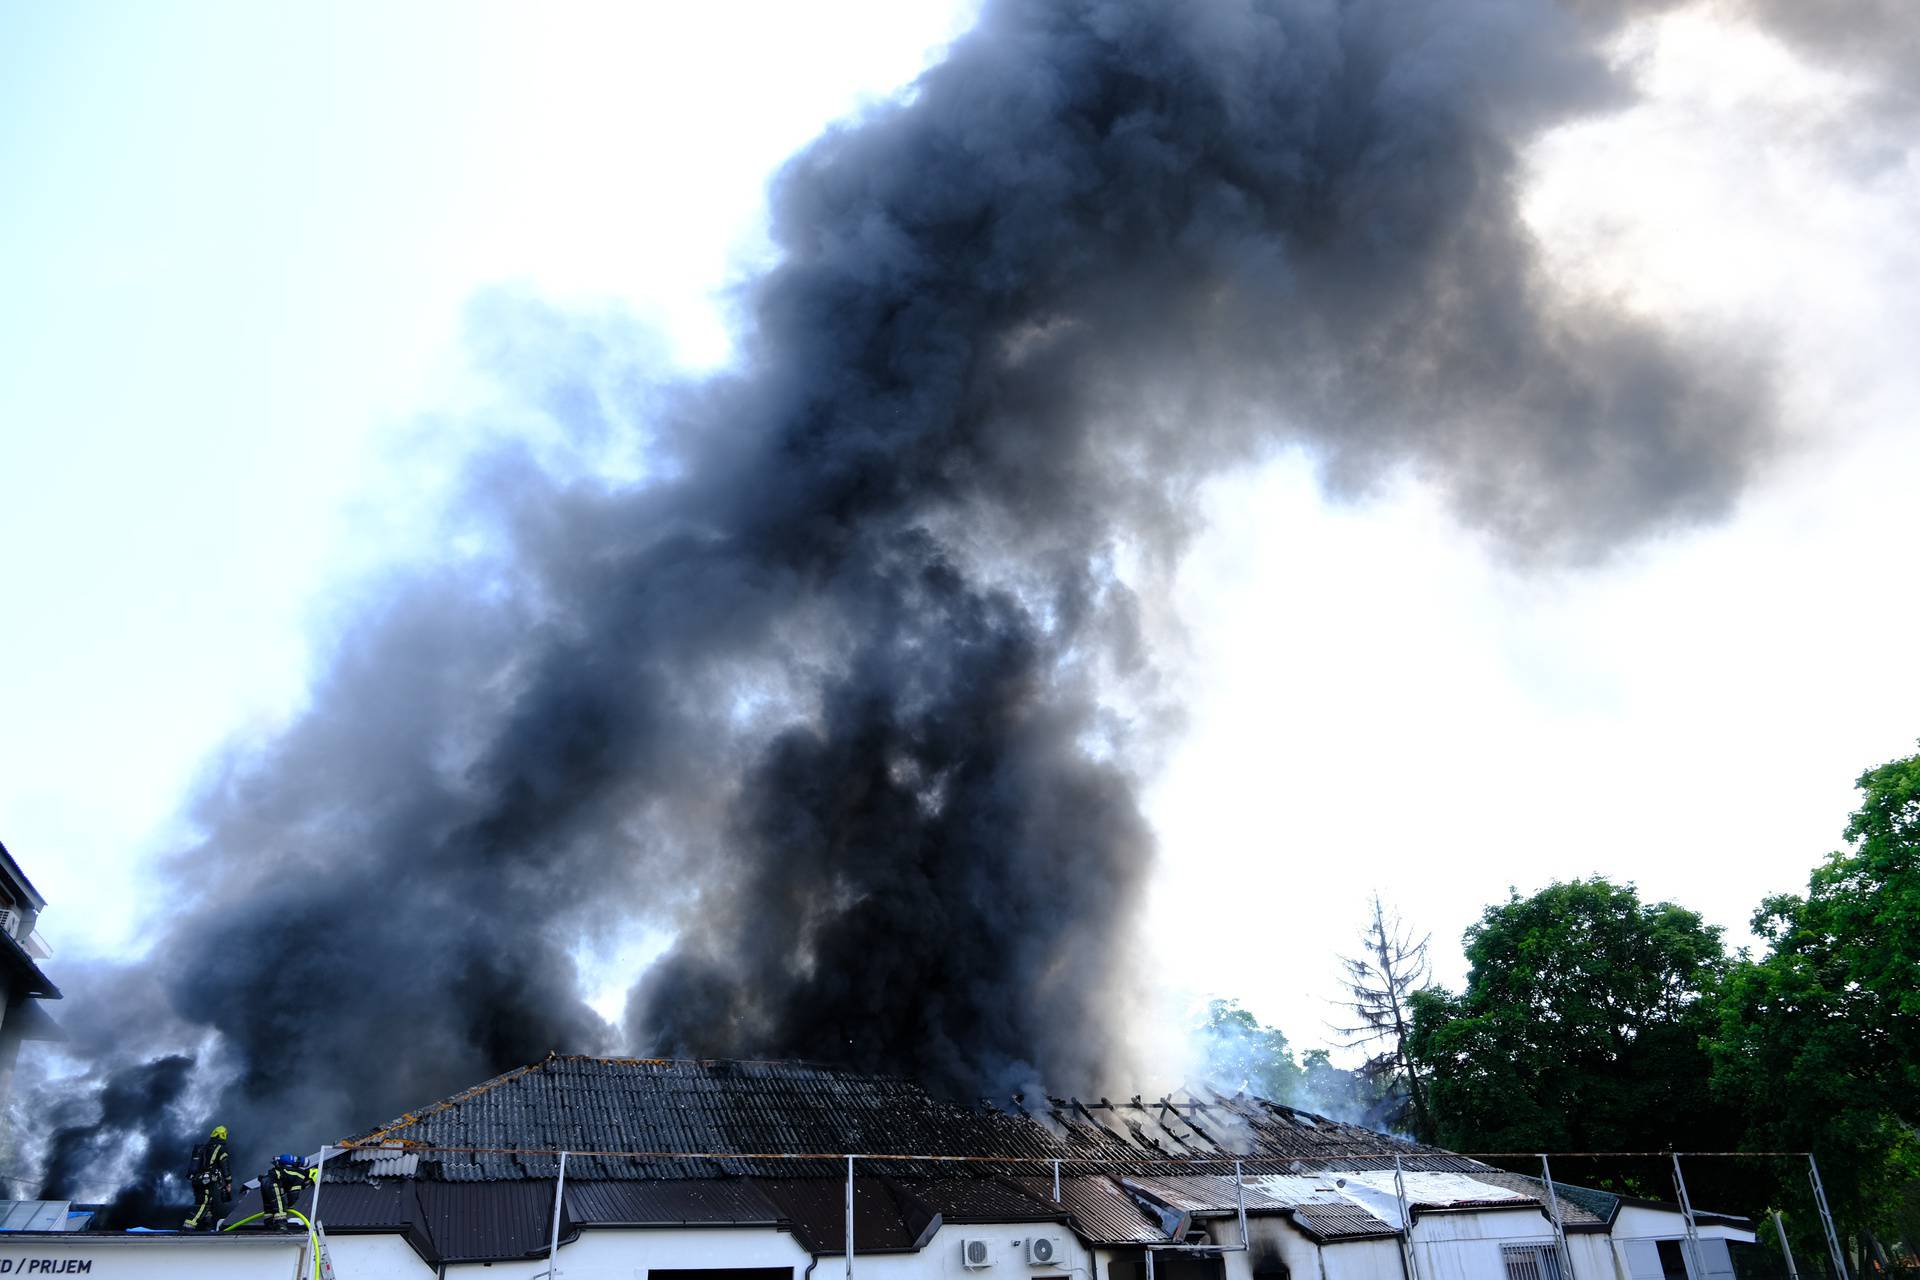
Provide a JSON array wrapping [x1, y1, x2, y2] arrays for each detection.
[[3, 3, 1915, 1058]]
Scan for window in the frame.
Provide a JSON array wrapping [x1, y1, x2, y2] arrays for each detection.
[[649, 1271, 793, 1280], [1659, 1240, 1693, 1280], [1502, 1243, 1568, 1280]]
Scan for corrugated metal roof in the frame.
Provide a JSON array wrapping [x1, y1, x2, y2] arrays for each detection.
[[1291, 1203, 1401, 1243], [412, 1181, 565, 1264], [563, 1179, 783, 1226], [1119, 1174, 1294, 1216], [1009, 1176, 1166, 1245], [1333, 1168, 1534, 1227], [753, 1177, 935, 1254], [905, 1177, 1065, 1224]]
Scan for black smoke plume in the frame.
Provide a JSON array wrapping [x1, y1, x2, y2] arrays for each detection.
[[38, 0, 1906, 1200], [39, 1054, 195, 1226]]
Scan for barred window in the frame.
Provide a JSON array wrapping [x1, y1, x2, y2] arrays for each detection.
[[1503, 1243, 1569, 1280]]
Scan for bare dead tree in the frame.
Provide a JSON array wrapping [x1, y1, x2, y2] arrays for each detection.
[[1332, 894, 1434, 1141]]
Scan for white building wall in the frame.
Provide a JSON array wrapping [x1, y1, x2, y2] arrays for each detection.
[[839, 1221, 1096, 1280], [1245, 1216, 1329, 1280], [0, 1202, 1760, 1280], [1610, 1205, 1754, 1244], [1320, 1238, 1408, 1280], [435, 1225, 814, 1279], [1413, 1207, 1564, 1280], [0, 1234, 307, 1279], [317, 1232, 434, 1279], [1565, 1232, 1618, 1280]]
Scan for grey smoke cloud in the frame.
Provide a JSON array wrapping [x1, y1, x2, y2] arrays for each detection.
[[37, 0, 1897, 1211]]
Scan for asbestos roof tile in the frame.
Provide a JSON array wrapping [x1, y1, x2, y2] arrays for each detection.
[[340, 1057, 1443, 1183]]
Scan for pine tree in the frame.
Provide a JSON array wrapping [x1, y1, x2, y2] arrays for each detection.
[[1332, 895, 1434, 1140]]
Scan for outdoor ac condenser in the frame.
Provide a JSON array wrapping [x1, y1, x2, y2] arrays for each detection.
[[1026, 1234, 1064, 1265], [961, 1237, 993, 1268]]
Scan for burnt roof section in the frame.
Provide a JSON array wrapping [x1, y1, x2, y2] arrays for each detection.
[[341, 1055, 1453, 1182]]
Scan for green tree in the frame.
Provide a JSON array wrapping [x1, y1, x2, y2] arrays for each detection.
[[1407, 877, 1737, 1157], [1198, 998, 1304, 1104], [1708, 745, 1920, 1250]]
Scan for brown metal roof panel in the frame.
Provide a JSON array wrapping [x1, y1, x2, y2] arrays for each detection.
[[898, 1177, 1064, 1224], [564, 1179, 783, 1227], [1010, 1176, 1167, 1246], [753, 1176, 929, 1255], [1289, 1203, 1402, 1243]]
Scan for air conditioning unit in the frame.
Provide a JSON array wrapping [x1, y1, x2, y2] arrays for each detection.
[[0, 909, 19, 939], [1026, 1235, 1064, 1266], [961, 1237, 993, 1269]]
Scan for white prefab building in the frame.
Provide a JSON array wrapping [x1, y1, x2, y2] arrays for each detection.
[[0, 1057, 1757, 1280]]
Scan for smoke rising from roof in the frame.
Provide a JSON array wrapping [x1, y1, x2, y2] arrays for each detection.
[[40, 0, 1912, 1209]]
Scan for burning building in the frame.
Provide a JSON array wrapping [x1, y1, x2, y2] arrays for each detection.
[[1, 1056, 1757, 1279], [28, 0, 1910, 1253]]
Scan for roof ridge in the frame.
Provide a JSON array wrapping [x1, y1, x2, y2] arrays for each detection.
[[349, 1057, 549, 1146], [548, 1054, 877, 1069]]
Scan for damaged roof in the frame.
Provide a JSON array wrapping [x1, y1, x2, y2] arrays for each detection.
[[340, 1054, 1458, 1182], [294, 1056, 1569, 1266]]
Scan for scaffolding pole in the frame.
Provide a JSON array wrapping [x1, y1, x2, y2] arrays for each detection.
[[308, 1146, 330, 1233], [1774, 1210, 1801, 1280], [1672, 1154, 1704, 1280], [1394, 1155, 1423, 1280], [1808, 1156, 1848, 1280], [544, 1150, 568, 1280], [1541, 1154, 1575, 1280], [846, 1154, 856, 1280]]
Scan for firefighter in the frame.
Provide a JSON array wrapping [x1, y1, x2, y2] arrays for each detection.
[[182, 1124, 233, 1231], [260, 1153, 313, 1228]]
